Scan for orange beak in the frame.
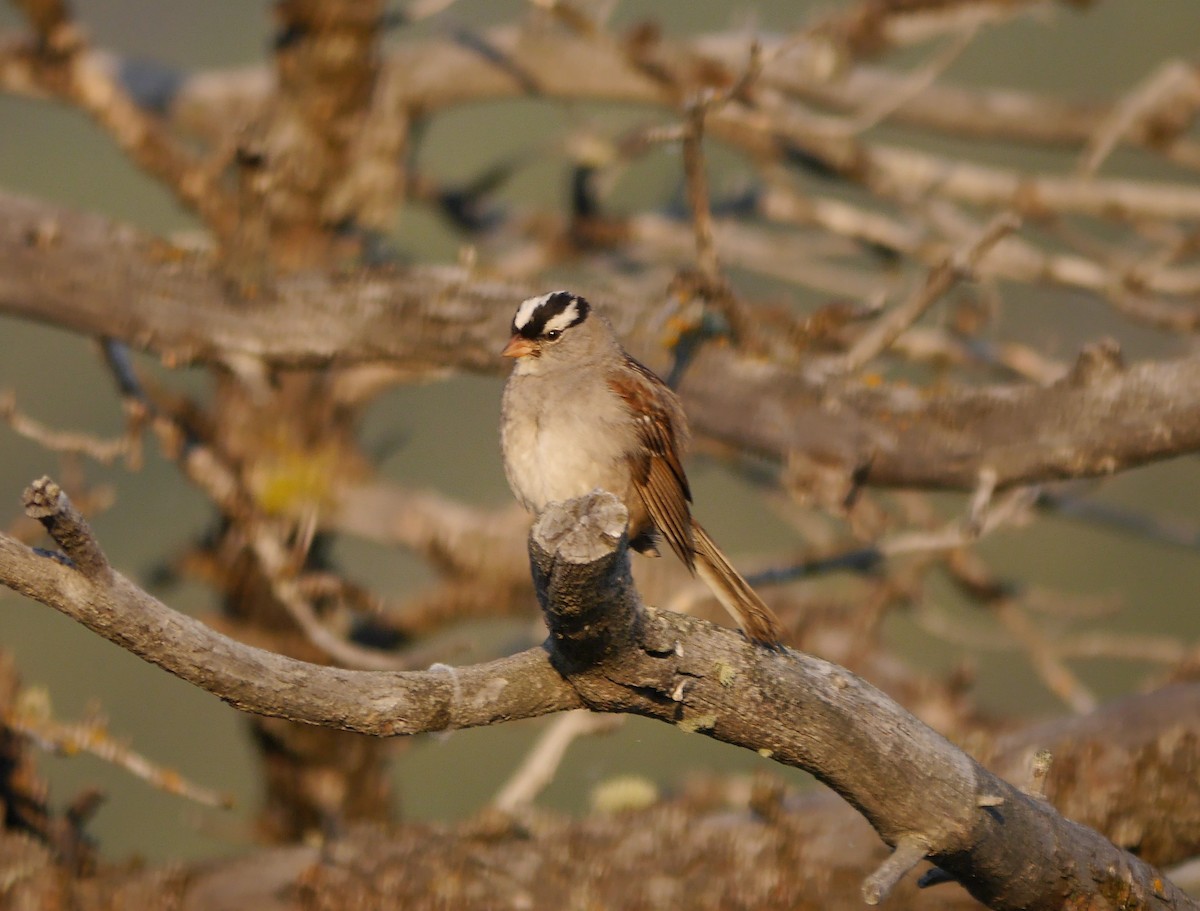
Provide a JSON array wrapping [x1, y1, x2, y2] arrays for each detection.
[[502, 335, 536, 358]]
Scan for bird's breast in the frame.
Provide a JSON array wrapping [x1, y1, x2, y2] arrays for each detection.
[[501, 374, 633, 512]]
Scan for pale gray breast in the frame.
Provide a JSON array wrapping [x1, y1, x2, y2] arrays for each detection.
[[501, 370, 635, 512]]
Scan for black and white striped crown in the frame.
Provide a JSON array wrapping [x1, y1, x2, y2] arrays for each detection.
[[512, 291, 591, 339]]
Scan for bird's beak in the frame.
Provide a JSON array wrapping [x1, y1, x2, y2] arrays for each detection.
[[502, 335, 536, 358]]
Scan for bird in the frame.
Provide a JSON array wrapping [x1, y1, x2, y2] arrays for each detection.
[[499, 290, 783, 646]]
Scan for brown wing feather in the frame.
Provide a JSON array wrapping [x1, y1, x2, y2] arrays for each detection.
[[607, 355, 695, 569]]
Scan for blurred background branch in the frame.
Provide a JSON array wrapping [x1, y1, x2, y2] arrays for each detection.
[[0, 0, 1198, 906]]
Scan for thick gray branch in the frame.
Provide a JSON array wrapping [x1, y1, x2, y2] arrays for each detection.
[[3, 191, 1200, 493], [680, 342, 1200, 490], [0, 482, 1194, 909], [0, 529, 579, 734], [523, 494, 1195, 911]]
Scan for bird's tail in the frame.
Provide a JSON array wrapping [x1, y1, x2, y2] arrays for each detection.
[[691, 519, 784, 646]]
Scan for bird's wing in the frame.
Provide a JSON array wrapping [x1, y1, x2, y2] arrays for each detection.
[[607, 355, 695, 569]]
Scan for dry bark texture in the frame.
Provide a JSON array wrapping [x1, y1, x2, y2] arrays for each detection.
[[0, 486, 1196, 909], [1, 0, 1199, 907]]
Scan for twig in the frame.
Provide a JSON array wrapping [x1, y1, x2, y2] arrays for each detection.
[[631, 211, 888, 300], [1057, 632, 1186, 665], [881, 484, 1037, 557], [863, 140, 1200, 221], [8, 694, 233, 809], [758, 181, 924, 258], [995, 600, 1097, 714], [815, 0, 1054, 56], [677, 43, 764, 344], [845, 22, 979, 135], [913, 601, 1188, 669], [747, 30, 1194, 155], [889, 327, 1069, 385], [862, 834, 929, 905], [966, 468, 998, 534], [751, 484, 1037, 587], [448, 25, 542, 95], [249, 530, 430, 672], [0, 390, 136, 466], [22, 477, 110, 580], [1025, 749, 1052, 801], [492, 709, 621, 811], [937, 544, 1098, 711], [7, 3, 235, 236], [830, 212, 1020, 375], [1078, 61, 1200, 178], [679, 43, 768, 283], [1038, 487, 1200, 552], [763, 182, 1200, 301], [682, 99, 722, 294]]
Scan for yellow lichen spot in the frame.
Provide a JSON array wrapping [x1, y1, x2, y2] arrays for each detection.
[[253, 445, 343, 516], [677, 713, 717, 734], [79, 726, 106, 749], [160, 770, 184, 793], [590, 775, 659, 814], [14, 686, 52, 721], [662, 316, 693, 349], [758, 748, 774, 759], [146, 237, 190, 264], [716, 662, 737, 687]]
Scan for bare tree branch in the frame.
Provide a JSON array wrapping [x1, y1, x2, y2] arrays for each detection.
[[7, 693, 233, 809], [684, 340, 1200, 491], [6, 668, 1200, 908], [0, 389, 138, 466], [2, 6, 236, 236], [828, 211, 1018, 375], [4, 191, 1200, 495], [1, 481, 1192, 909], [491, 709, 621, 812], [0, 481, 579, 732], [2, 4, 1197, 905]]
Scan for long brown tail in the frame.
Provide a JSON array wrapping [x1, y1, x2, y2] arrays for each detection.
[[691, 519, 784, 646]]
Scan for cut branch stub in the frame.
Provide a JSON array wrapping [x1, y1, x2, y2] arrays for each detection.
[[22, 476, 111, 582], [1, 481, 1196, 908], [520, 493, 1198, 911], [528, 490, 640, 672]]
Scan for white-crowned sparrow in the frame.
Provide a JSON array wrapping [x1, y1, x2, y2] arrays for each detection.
[[500, 290, 783, 646]]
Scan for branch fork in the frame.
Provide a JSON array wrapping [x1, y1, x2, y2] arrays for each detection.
[[0, 481, 1194, 909], [523, 492, 1194, 910]]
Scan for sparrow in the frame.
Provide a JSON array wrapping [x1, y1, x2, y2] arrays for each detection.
[[499, 290, 783, 645]]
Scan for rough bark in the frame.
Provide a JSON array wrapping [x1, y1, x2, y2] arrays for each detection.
[[4, 190, 1200, 494], [0, 481, 1193, 909], [2, 679, 1198, 911]]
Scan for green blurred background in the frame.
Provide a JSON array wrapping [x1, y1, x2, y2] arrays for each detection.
[[0, 0, 1198, 864]]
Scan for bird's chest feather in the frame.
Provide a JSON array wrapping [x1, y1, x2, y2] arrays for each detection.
[[502, 373, 632, 510]]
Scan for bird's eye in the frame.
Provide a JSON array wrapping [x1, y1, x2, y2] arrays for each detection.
[[545, 330, 562, 341]]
